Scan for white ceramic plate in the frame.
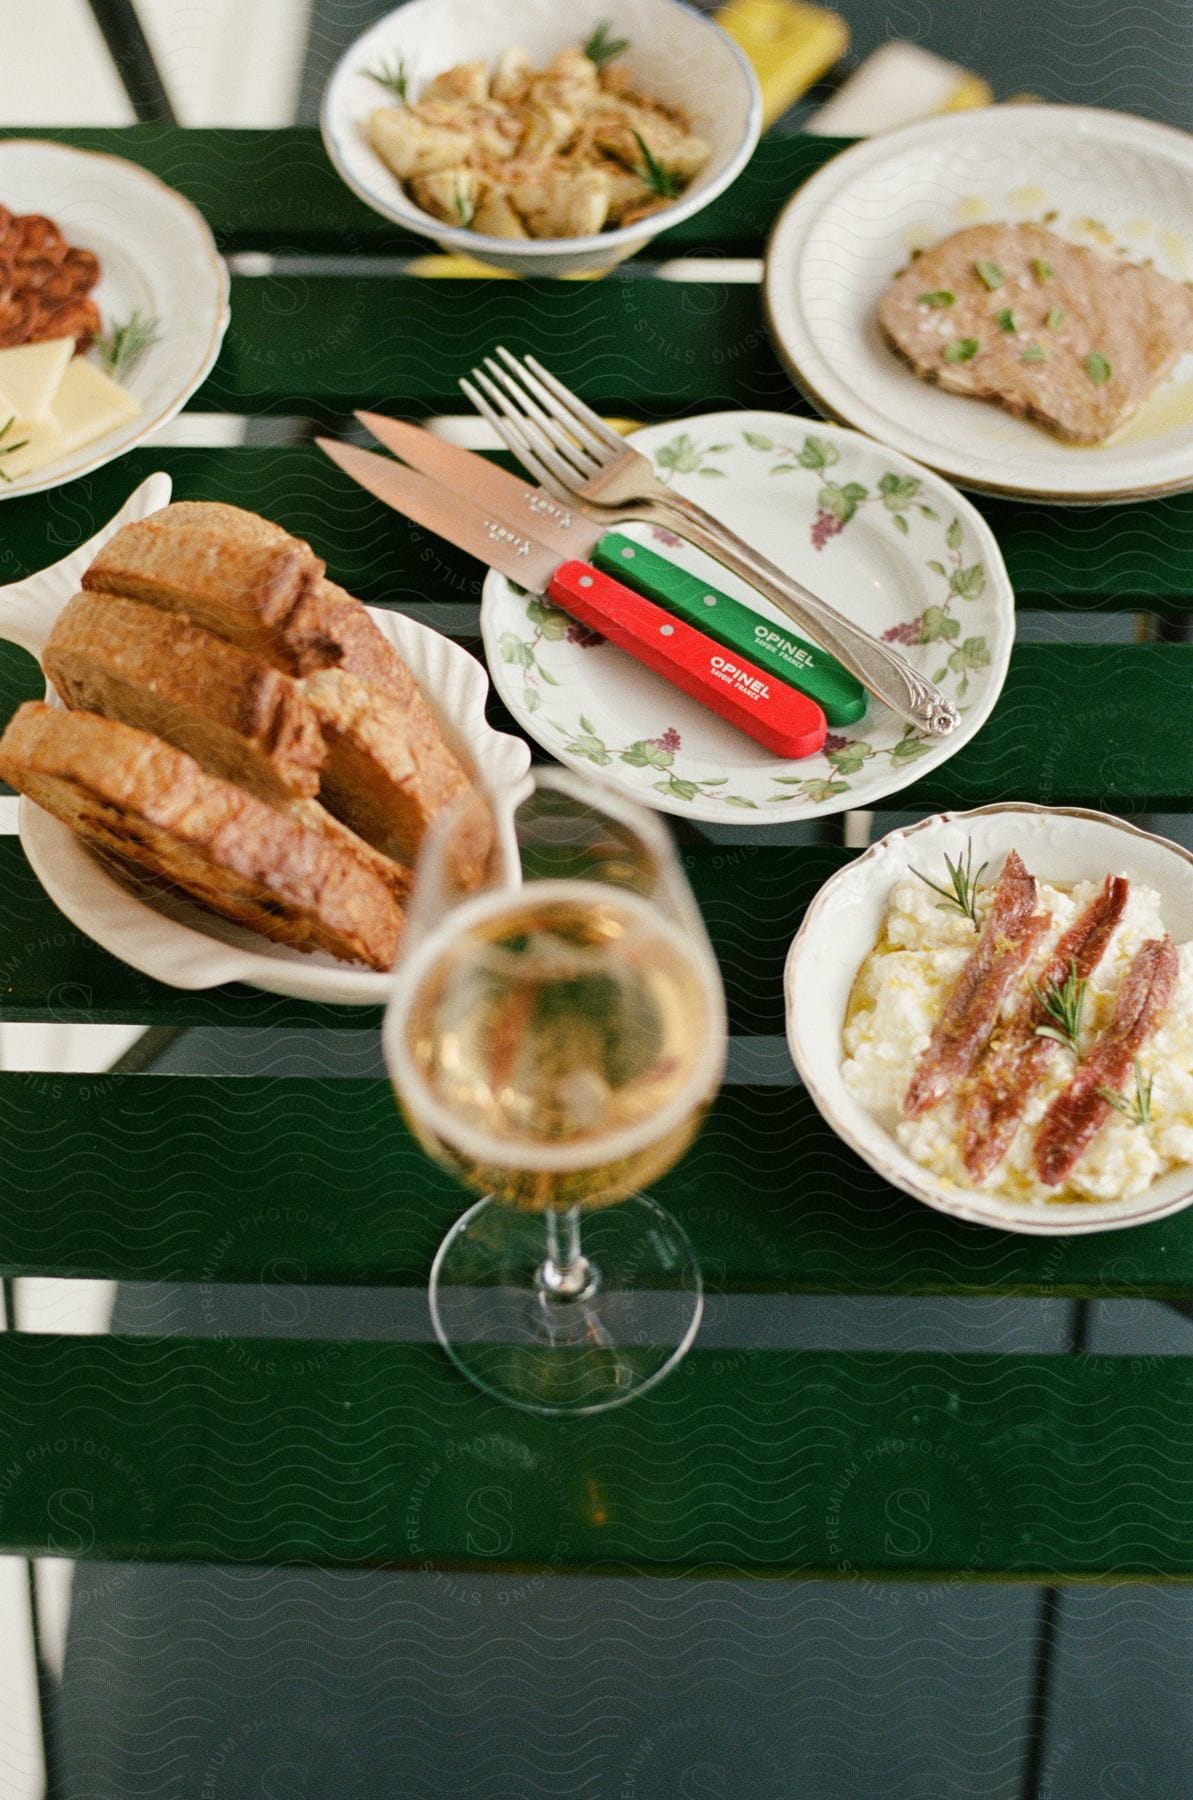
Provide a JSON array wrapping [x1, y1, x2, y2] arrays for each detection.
[[481, 411, 1014, 824], [786, 805, 1193, 1235], [0, 139, 229, 499], [320, 0, 761, 277], [0, 476, 531, 1006], [764, 106, 1193, 503]]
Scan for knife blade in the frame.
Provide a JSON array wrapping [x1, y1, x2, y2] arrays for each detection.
[[317, 437, 827, 761], [356, 410, 866, 727]]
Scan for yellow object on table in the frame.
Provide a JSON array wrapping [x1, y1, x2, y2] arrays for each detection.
[[714, 0, 849, 125]]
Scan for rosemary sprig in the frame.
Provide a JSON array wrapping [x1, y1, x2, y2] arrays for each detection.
[[0, 415, 30, 486], [584, 20, 630, 69], [1030, 958, 1086, 1057], [96, 311, 160, 379], [912, 844, 988, 932], [631, 129, 684, 199], [1097, 1057, 1154, 1129], [363, 55, 409, 101]]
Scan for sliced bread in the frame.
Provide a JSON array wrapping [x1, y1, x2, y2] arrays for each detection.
[[82, 503, 480, 869], [301, 665, 479, 873], [0, 703, 404, 970], [82, 501, 323, 665], [44, 591, 326, 806]]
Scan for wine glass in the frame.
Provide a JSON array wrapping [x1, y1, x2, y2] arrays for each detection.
[[382, 768, 727, 1416]]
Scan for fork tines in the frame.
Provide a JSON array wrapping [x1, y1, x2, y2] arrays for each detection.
[[460, 346, 622, 503]]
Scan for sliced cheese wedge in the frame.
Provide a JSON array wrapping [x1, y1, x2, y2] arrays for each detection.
[[0, 337, 75, 427], [51, 357, 142, 445], [0, 414, 67, 482], [0, 357, 141, 482]]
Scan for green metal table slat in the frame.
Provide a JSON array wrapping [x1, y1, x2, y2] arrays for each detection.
[[0, 128, 844, 258], [1, 1074, 1191, 1298], [194, 274, 794, 418], [1, 1332, 1190, 1579], [7, 447, 1193, 609], [0, 837, 837, 1031], [2, 637, 1191, 817]]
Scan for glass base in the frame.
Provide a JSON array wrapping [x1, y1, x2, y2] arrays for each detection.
[[428, 1194, 703, 1416]]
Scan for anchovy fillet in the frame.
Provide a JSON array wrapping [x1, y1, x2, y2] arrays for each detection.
[[1033, 934, 1178, 1188], [961, 874, 1130, 1180], [904, 850, 1049, 1120]]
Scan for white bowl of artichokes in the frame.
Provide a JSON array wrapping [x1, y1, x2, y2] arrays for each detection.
[[321, 0, 762, 276]]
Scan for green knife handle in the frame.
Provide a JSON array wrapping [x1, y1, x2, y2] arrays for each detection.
[[591, 531, 868, 727]]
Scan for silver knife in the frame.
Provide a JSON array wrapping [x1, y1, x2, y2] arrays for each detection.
[[316, 436, 831, 761], [352, 413, 867, 727]]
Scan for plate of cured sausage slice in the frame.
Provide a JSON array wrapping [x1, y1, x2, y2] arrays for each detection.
[[0, 139, 229, 497], [786, 804, 1193, 1234]]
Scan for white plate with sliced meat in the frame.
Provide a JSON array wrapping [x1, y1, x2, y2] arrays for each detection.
[[0, 139, 230, 499], [764, 106, 1193, 503], [0, 475, 531, 1006], [786, 804, 1193, 1234]]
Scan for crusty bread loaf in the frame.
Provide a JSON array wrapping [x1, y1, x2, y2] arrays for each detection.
[[82, 503, 480, 870], [301, 665, 478, 873], [0, 704, 403, 969], [44, 591, 326, 806]]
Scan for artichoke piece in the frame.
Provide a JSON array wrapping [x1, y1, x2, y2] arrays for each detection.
[[472, 189, 529, 240], [593, 102, 710, 184], [520, 103, 579, 158], [408, 167, 479, 227], [491, 47, 534, 104], [422, 60, 490, 105], [515, 166, 611, 239], [529, 47, 600, 114], [368, 106, 470, 180]]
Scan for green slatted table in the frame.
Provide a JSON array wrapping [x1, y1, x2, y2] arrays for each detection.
[[2, 126, 1192, 1584]]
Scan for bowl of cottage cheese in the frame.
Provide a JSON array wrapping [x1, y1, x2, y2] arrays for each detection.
[[785, 804, 1193, 1234]]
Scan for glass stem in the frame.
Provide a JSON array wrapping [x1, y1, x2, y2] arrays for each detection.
[[540, 1206, 595, 1301]]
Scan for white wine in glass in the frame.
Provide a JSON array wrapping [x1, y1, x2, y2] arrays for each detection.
[[384, 771, 726, 1416]]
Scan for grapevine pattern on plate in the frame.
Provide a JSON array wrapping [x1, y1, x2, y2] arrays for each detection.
[[495, 428, 992, 808]]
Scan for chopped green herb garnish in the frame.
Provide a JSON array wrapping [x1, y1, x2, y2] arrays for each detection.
[[1085, 351, 1111, 386], [1021, 346, 1049, 363], [363, 55, 409, 101], [453, 184, 475, 227], [995, 308, 1018, 332], [942, 338, 980, 363], [96, 310, 161, 379], [975, 259, 1004, 290], [1045, 306, 1066, 330], [1030, 960, 1087, 1058], [918, 290, 955, 308], [631, 129, 684, 199], [0, 415, 29, 485], [1031, 258, 1053, 281], [584, 19, 630, 69], [584, 19, 630, 68], [1097, 1057, 1154, 1130], [912, 845, 987, 932]]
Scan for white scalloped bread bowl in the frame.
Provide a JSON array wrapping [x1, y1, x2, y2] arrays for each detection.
[[0, 475, 530, 1005], [785, 804, 1193, 1235]]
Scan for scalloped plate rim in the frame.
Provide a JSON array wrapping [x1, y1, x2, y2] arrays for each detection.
[[785, 803, 1193, 1236]]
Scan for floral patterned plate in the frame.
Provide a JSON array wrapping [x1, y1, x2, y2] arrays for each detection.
[[480, 412, 1014, 824]]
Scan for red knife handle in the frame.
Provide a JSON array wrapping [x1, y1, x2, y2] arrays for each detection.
[[547, 561, 827, 760]]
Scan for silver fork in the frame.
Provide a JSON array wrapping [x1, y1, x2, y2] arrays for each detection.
[[461, 347, 960, 738]]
